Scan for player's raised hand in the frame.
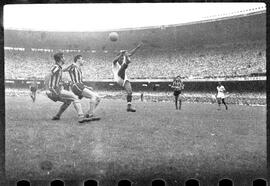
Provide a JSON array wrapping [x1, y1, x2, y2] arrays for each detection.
[[120, 50, 127, 54]]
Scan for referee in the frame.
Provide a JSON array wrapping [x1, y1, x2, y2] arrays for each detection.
[[172, 75, 184, 110]]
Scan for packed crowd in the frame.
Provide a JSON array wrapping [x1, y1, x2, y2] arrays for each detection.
[[5, 40, 265, 80]]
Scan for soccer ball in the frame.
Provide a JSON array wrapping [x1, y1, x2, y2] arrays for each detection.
[[109, 32, 119, 42]]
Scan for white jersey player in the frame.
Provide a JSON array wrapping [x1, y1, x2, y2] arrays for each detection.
[[216, 82, 228, 110]]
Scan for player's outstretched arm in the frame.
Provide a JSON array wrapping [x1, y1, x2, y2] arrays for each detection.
[[128, 42, 143, 57]]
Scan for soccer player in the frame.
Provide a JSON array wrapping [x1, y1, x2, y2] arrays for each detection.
[[216, 81, 228, 110], [63, 55, 101, 120], [112, 43, 142, 112], [45, 52, 91, 123], [171, 75, 184, 110], [29, 77, 38, 102]]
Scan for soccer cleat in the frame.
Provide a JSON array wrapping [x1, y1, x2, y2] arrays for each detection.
[[52, 115, 60, 120], [85, 114, 101, 121], [127, 107, 136, 112], [78, 117, 85, 123], [84, 114, 93, 118]]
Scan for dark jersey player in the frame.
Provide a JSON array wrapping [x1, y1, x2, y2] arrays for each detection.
[[172, 75, 184, 110], [112, 43, 142, 112]]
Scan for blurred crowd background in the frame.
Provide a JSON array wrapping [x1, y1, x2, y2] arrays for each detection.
[[4, 40, 266, 80]]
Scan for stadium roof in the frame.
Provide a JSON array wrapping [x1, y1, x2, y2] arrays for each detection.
[[4, 3, 266, 32]]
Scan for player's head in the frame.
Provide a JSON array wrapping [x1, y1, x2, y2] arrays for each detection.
[[74, 55, 84, 66], [175, 75, 181, 81], [218, 81, 222, 86], [54, 52, 65, 66]]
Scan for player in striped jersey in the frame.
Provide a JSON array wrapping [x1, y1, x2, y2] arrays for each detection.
[[171, 75, 185, 110], [45, 52, 91, 123], [63, 55, 101, 120], [112, 43, 142, 112]]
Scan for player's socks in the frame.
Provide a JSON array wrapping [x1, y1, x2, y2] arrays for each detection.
[[73, 101, 84, 117], [87, 101, 95, 117]]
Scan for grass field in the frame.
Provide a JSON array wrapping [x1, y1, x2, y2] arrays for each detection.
[[5, 93, 266, 184]]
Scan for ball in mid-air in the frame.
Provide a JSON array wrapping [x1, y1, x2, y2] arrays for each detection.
[[109, 32, 119, 42]]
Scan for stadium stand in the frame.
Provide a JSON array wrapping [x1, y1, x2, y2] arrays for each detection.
[[4, 40, 266, 80], [4, 11, 266, 80]]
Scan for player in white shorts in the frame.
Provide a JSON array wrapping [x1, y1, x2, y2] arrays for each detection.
[[216, 81, 228, 110], [112, 43, 142, 112]]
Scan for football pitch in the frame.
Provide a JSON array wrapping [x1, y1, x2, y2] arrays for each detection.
[[5, 94, 266, 184]]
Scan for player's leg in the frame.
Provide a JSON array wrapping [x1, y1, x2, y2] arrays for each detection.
[[174, 95, 178, 110], [222, 98, 228, 110], [124, 80, 136, 112], [33, 90, 37, 102], [217, 97, 221, 110], [173, 91, 179, 109], [52, 100, 72, 120], [30, 88, 34, 102], [178, 93, 182, 110], [59, 89, 85, 122], [82, 88, 101, 118]]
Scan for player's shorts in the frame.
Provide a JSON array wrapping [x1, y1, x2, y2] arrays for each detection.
[[46, 89, 78, 103], [71, 83, 86, 98], [174, 90, 181, 96], [216, 93, 225, 99], [30, 86, 37, 92], [46, 91, 61, 102], [115, 76, 128, 87]]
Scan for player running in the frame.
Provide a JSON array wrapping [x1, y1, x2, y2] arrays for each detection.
[[171, 75, 185, 110], [216, 81, 228, 110], [112, 43, 142, 112], [29, 77, 38, 102], [63, 55, 101, 120], [45, 52, 91, 123]]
